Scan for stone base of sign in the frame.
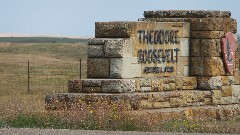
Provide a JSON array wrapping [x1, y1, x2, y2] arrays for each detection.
[[46, 78, 240, 110]]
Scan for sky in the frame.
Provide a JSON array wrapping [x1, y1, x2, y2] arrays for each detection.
[[0, 0, 239, 36]]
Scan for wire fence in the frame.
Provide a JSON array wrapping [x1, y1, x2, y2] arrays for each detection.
[[0, 57, 86, 96], [27, 60, 84, 93]]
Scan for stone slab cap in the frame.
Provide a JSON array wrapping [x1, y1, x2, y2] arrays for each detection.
[[138, 18, 237, 34], [95, 21, 189, 38], [144, 10, 231, 18]]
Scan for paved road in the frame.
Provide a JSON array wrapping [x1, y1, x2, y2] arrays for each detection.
[[0, 128, 238, 135]]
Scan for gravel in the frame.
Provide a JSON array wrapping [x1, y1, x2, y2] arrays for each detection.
[[0, 128, 239, 135]]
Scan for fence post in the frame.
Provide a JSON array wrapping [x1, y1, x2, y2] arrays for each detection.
[[79, 59, 81, 79], [28, 61, 30, 93]]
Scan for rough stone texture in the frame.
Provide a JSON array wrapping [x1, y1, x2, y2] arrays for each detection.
[[68, 80, 83, 93], [211, 90, 222, 105], [110, 58, 141, 79], [170, 98, 184, 107], [190, 39, 201, 57], [203, 57, 225, 76], [232, 85, 240, 103], [176, 57, 189, 76], [201, 39, 222, 57], [144, 10, 231, 18], [82, 79, 102, 87], [221, 76, 235, 86], [189, 57, 203, 76], [139, 18, 237, 33], [82, 87, 102, 93], [221, 86, 233, 97], [87, 58, 110, 78], [191, 31, 224, 39], [234, 68, 240, 84], [176, 77, 197, 90], [152, 101, 171, 109], [198, 76, 222, 90], [189, 38, 224, 57], [221, 97, 233, 104], [104, 39, 132, 58], [102, 79, 136, 93], [88, 45, 104, 58], [95, 22, 190, 38]]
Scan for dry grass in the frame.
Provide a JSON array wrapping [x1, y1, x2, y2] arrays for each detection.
[[0, 42, 87, 117]]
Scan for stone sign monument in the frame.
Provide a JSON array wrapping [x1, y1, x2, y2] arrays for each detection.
[[46, 10, 239, 110]]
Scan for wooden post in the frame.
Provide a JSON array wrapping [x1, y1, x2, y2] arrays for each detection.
[[28, 61, 30, 93], [80, 59, 81, 79]]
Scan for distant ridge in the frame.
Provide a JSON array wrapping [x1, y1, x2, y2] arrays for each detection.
[[0, 33, 93, 39]]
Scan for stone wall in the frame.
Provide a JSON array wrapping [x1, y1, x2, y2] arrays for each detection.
[[46, 10, 240, 111]]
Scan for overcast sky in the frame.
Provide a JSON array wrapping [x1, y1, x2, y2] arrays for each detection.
[[0, 0, 239, 36]]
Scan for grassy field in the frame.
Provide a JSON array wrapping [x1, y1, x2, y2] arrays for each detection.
[[0, 42, 87, 116]]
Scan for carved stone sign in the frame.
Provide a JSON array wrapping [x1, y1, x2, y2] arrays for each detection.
[[222, 32, 237, 75], [94, 22, 190, 78]]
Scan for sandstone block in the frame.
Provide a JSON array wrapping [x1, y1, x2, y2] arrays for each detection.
[[151, 79, 163, 91], [189, 57, 203, 76], [83, 79, 102, 87], [170, 98, 184, 107], [179, 38, 189, 56], [226, 19, 237, 34], [190, 39, 221, 57], [176, 57, 189, 76], [139, 87, 152, 92], [221, 86, 233, 97], [88, 45, 104, 58], [104, 39, 132, 58], [211, 90, 222, 105], [139, 100, 152, 109], [152, 101, 171, 109], [87, 58, 110, 78], [102, 79, 136, 93], [110, 58, 141, 79], [82, 87, 102, 93], [221, 97, 233, 105], [88, 38, 105, 45], [139, 78, 152, 87], [221, 76, 235, 86], [139, 18, 235, 33], [232, 85, 240, 103], [201, 39, 222, 57], [234, 68, 240, 84], [203, 57, 225, 76], [143, 10, 231, 18], [163, 83, 175, 91], [198, 76, 222, 90], [193, 91, 205, 102], [191, 31, 224, 39], [204, 98, 212, 105], [190, 39, 201, 56], [68, 80, 83, 93], [176, 77, 197, 90], [152, 92, 170, 102], [95, 22, 190, 38], [202, 91, 212, 98]]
